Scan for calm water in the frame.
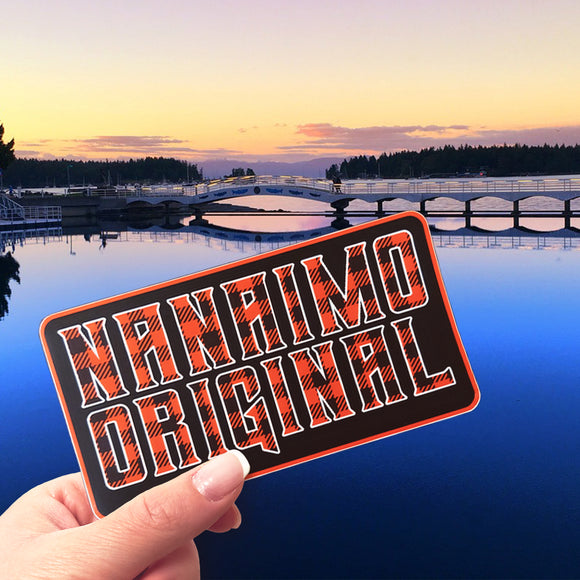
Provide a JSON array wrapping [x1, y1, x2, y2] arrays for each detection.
[[0, 208, 579, 579]]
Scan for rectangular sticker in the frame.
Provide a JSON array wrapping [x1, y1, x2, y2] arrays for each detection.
[[41, 212, 479, 516]]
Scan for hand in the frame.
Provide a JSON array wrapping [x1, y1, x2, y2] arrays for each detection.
[[0, 451, 249, 579]]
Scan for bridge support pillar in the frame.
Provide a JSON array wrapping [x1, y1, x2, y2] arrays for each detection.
[[513, 200, 520, 228], [331, 216, 350, 229], [465, 199, 472, 228], [189, 207, 208, 225], [420, 199, 427, 215], [376, 198, 392, 217], [331, 198, 351, 214], [564, 199, 571, 229]]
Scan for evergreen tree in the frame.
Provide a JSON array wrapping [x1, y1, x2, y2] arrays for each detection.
[[0, 124, 16, 171], [225, 168, 255, 178], [329, 144, 580, 179], [0, 252, 20, 321], [3, 157, 202, 188], [326, 164, 340, 179]]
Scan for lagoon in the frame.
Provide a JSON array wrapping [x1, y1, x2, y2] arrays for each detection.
[[0, 207, 578, 578]]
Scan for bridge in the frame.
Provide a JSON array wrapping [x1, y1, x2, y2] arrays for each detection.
[[110, 175, 580, 227], [117, 174, 580, 204]]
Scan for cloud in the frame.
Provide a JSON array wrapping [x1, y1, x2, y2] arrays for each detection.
[[66, 135, 197, 155], [466, 125, 580, 147], [26, 136, 243, 159], [18, 125, 580, 165], [285, 123, 580, 155], [292, 123, 470, 150], [73, 136, 186, 150], [238, 126, 259, 134], [14, 147, 56, 159], [296, 123, 470, 139]]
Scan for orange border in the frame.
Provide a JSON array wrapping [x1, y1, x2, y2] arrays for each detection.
[[40, 211, 480, 517]]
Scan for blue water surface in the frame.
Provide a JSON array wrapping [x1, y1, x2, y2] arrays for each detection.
[[0, 222, 578, 579]]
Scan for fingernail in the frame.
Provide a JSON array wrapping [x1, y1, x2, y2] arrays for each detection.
[[192, 451, 250, 502], [232, 507, 243, 530]]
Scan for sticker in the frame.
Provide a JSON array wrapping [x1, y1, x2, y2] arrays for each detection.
[[41, 212, 479, 516]]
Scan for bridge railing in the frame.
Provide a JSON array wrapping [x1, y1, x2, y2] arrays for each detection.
[[339, 176, 580, 196], [94, 175, 580, 199], [1, 194, 62, 224], [192, 175, 332, 196], [119, 176, 333, 198]]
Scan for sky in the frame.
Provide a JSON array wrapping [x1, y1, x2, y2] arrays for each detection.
[[2, 0, 580, 164]]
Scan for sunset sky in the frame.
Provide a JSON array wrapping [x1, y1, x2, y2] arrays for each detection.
[[3, 0, 580, 164]]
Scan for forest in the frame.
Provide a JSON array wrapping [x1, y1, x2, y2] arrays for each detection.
[[2, 157, 203, 188], [326, 144, 580, 180]]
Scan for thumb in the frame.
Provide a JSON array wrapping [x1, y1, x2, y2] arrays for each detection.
[[73, 450, 250, 578]]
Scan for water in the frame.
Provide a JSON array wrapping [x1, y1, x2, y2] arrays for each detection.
[[0, 207, 579, 579]]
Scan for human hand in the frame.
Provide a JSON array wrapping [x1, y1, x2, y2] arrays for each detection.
[[0, 450, 249, 579]]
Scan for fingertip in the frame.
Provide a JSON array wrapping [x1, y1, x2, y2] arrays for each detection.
[[208, 504, 242, 533], [229, 450, 251, 478], [68, 456, 248, 578], [192, 451, 250, 502]]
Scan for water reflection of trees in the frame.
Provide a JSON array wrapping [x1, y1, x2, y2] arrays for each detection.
[[0, 252, 20, 320]]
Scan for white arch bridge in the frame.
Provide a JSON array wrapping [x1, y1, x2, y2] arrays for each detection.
[[115, 175, 580, 225]]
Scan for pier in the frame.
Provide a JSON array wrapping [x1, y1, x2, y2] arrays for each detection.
[[0, 194, 62, 230]]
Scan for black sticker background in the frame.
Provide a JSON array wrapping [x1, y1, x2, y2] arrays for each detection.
[[41, 212, 479, 516]]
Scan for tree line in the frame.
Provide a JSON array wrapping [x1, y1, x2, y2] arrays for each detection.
[[224, 168, 255, 178], [2, 157, 203, 189], [326, 144, 580, 180]]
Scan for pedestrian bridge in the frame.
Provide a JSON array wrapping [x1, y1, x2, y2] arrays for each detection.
[[120, 175, 580, 212]]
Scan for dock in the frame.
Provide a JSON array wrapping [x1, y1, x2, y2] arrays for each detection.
[[0, 193, 62, 230]]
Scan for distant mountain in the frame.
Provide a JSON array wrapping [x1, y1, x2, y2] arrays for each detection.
[[197, 157, 342, 179]]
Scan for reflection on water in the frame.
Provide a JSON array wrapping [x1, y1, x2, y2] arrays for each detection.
[[197, 211, 342, 233], [0, 252, 20, 320], [0, 210, 579, 579], [2, 212, 580, 264], [217, 192, 580, 214]]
